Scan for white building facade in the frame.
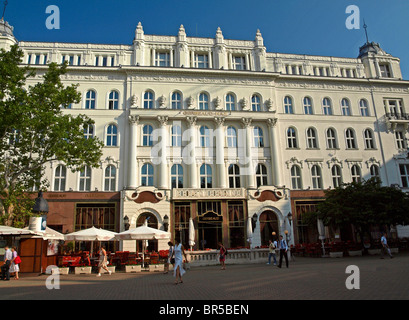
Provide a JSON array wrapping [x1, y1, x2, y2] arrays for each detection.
[[2, 19, 409, 250]]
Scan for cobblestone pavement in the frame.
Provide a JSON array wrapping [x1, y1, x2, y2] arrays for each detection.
[[0, 253, 408, 301]]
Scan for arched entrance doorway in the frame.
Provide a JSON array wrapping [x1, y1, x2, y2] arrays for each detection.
[[197, 201, 223, 250], [259, 210, 279, 246], [136, 212, 158, 252]]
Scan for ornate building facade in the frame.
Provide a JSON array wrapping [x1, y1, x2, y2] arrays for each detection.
[[2, 19, 409, 249]]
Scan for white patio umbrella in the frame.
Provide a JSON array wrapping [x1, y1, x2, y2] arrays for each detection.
[[115, 221, 171, 267], [65, 226, 118, 256], [188, 218, 195, 251], [317, 219, 326, 257], [246, 217, 253, 260], [23, 226, 65, 240], [0, 225, 35, 236]]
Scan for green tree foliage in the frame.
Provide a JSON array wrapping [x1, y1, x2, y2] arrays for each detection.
[[0, 45, 104, 225]]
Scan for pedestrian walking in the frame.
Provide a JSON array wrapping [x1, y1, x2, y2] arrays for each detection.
[[277, 235, 289, 268], [9, 247, 20, 280], [1, 246, 12, 281], [173, 238, 188, 285], [267, 239, 277, 266], [97, 246, 112, 277], [218, 242, 227, 270], [380, 233, 393, 259], [164, 241, 174, 274]]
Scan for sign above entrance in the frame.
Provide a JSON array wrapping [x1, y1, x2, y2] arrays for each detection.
[[198, 211, 223, 223], [172, 188, 246, 200]]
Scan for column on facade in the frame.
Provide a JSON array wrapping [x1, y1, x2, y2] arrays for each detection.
[[267, 118, 282, 186], [214, 117, 226, 188], [158, 116, 169, 189], [186, 116, 198, 188], [242, 118, 255, 189], [245, 54, 250, 71], [128, 115, 139, 189]]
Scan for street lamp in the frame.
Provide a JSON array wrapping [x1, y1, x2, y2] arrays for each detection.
[[287, 212, 292, 226], [163, 215, 169, 232], [123, 215, 130, 231]]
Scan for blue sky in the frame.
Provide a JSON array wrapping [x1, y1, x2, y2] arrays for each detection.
[[4, 0, 409, 78]]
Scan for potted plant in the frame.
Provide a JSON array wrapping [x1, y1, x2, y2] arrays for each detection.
[[125, 262, 142, 273], [74, 264, 92, 275]]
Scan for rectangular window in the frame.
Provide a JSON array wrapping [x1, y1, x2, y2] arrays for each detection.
[[379, 64, 391, 78], [35, 55, 41, 65], [155, 52, 170, 67], [195, 54, 209, 68], [233, 56, 246, 70], [400, 164, 409, 188], [395, 131, 406, 150], [75, 203, 116, 232]]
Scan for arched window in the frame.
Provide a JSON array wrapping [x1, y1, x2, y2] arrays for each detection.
[[104, 165, 116, 191], [227, 126, 237, 148], [322, 97, 332, 115], [251, 95, 261, 112], [79, 166, 91, 191], [142, 124, 153, 146], [228, 164, 240, 188], [256, 163, 268, 187], [259, 211, 279, 246], [331, 165, 342, 188], [303, 97, 313, 115], [171, 125, 182, 147], [370, 164, 380, 179], [108, 90, 119, 110], [346, 128, 357, 149], [54, 165, 66, 191], [311, 165, 322, 189], [284, 96, 293, 114], [171, 92, 182, 110], [83, 124, 94, 140], [85, 90, 96, 109], [306, 127, 318, 149], [199, 93, 209, 110], [326, 128, 337, 149], [171, 164, 183, 188], [106, 124, 118, 146], [351, 165, 361, 183], [254, 126, 264, 147], [200, 164, 212, 188], [226, 94, 235, 111], [200, 126, 211, 147], [287, 127, 298, 149], [341, 98, 351, 116], [290, 165, 302, 190], [364, 129, 375, 149], [143, 91, 154, 109], [359, 99, 369, 117], [141, 163, 154, 186]]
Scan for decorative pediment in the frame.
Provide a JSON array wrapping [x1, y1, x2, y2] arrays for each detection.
[[326, 157, 343, 169], [285, 157, 303, 169]]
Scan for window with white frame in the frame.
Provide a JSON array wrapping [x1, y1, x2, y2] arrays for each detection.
[[143, 91, 154, 109], [171, 92, 182, 110], [141, 163, 154, 186], [254, 126, 264, 148], [199, 93, 209, 110], [364, 129, 375, 149], [399, 164, 409, 188], [108, 91, 119, 110], [359, 99, 370, 116], [326, 128, 338, 149], [303, 97, 313, 115], [290, 165, 302, 190], [341, 98, 351, 116], [284, 96, 294, 114], [306, 127, 318, 149], [345, 128, 357, 149], [384, 99, 404, 117], [232, 55, 246, 70], [322, 98, 333, 115], [351, 165, 361, 183], [227, 126, 237, 148], [370, 165, 380, 179], [226, 94, 235, 111], [106, 124, 118, 146], [155, 51, 170, 67], [171, 125, 182, 147], [171, 164, 184, 188], [287, 127, 298, 149], [79, 166, 91, 191], [251, 95, 261, 112], [195, 53, 209, 68], [142, 125, 153, 146], [83, 125, 94, 140], [311, 165, 322, 189], [395, 131, 406, 150], [228, 164, 241, 188], [331, 165, 342, 188], [379, 63, 391, 78], [104, 165, 116, 191], [85, 90, 96, 109], [256, 163, 268, 187], [54, 165, 66, 191], [200, 164, 212, 188], [200, 126, 211, 147]]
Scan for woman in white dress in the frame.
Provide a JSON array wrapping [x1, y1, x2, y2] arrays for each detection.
[[173, 239, 188, 285], [9, 247, 19, 280], [97, 246, 111, 277]]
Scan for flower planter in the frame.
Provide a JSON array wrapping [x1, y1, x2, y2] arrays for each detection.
[[102, 266, 116, 274], [368, 249, 381, 255], [125, 265, 142, 273], [75, 266, 92, 274], [390, 248, 399, 254], [348, 250, 363, 257], [329, 251, 343, 258], [56, 267, 69, 275], [149, 264, 165, 272]]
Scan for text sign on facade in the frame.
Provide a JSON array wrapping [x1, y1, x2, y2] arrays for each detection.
[[172, 188, 246, 200]]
